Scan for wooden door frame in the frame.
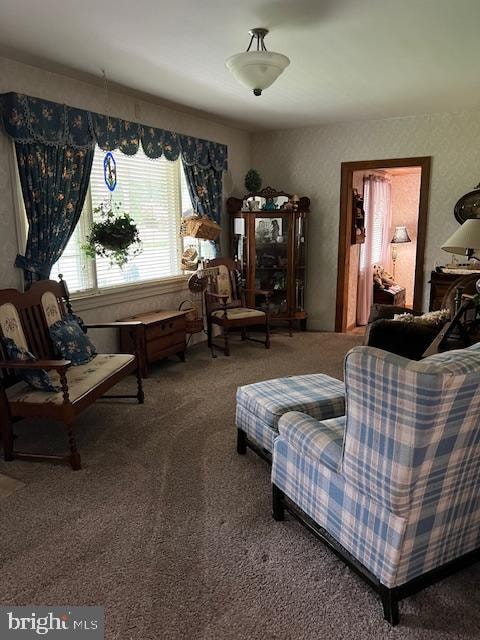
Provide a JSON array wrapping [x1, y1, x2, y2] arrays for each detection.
[[335, 156, 431, 333]]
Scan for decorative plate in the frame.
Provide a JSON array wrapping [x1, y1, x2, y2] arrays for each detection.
[[454, 184, 480, 223]]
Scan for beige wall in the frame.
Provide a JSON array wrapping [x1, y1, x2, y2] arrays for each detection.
[[252, 109, 480, 330], [389, 172, 421, 307], [0, 56, 251, 350]]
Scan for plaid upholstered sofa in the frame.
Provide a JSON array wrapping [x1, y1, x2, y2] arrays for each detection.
[[272, 343, 480, 625]]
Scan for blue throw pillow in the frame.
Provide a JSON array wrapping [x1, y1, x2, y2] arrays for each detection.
[[2, 338, 60, 392], [49, 316, 97, 366]]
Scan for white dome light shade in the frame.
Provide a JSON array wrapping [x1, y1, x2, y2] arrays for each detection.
[[226, 51, 290, 95], [226, 28, 290, 96]]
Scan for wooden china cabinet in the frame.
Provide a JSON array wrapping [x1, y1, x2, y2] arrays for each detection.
[[226, 187, 310, 333]]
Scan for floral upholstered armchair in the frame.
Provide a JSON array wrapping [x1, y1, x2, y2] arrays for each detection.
[[271, 343, 480, 625]]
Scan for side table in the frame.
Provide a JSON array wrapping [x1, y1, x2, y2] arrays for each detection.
[[373, 285, 406, 307], [119, 310, 188, 378]]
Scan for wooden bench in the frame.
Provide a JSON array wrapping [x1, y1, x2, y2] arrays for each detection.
[[0, 279, 144, 470]]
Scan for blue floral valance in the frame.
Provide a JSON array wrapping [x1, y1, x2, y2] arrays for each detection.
[[0, 92, 228, 171]]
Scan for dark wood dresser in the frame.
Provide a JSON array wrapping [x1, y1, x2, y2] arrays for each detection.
[[429, 271, 460, 311], [119, 310, 188, 377]]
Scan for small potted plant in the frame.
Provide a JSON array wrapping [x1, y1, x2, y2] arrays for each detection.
[[244, 169, 262, 193], [82, 201, 142, 268]]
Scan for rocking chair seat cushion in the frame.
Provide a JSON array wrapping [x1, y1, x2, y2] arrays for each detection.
[[211, 307, 265, 321], [236, 373, 345, 453], [6, 353, 134, 407]]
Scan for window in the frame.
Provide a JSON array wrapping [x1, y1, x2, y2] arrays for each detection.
[[359, 176, 391, 271], [53, 145, 194, 293]]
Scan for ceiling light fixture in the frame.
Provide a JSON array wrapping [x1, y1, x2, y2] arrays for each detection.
[[225, 28, 290, 96]]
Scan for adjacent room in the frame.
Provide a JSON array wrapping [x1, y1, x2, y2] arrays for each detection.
[[0, 1, 480, 639], [344, 164, 423, 333]]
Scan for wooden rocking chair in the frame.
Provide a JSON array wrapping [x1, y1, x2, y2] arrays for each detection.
[[203, 258, 271, 357]]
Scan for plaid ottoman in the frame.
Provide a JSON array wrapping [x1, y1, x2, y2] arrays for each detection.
[[236, 373, 345, 461]]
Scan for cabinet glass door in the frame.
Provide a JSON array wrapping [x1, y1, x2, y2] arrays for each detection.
[[295, 213, 307, 313], [232, 215, 247, 282], [254, 214, 289, 316]]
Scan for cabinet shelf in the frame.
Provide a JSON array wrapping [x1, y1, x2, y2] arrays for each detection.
[[256, 266, 288, 270]]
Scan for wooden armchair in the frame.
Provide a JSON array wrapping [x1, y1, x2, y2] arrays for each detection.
[[203, 257, 271, 357], [0, 278, 143, 470]]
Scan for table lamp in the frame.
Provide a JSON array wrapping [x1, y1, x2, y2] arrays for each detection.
[[390, 226, 411, 279], [442, 218, 480, 295], [441, 218, 480, 260]]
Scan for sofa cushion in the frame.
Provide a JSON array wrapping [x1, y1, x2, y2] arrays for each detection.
[[7, 354, 134, 405], [2, 337, 60, 392], [49, 316, 97, 365]]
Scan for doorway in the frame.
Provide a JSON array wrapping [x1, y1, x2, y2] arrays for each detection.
[[335, 157, 431, 333]]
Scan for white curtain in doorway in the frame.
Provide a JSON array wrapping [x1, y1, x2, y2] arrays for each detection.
[[357, 175, 392, 325]]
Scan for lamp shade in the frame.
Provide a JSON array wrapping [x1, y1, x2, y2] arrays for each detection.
[[225, 51, 290, 95], [441, 218, 480, 255], [391, 226, 411, 244]]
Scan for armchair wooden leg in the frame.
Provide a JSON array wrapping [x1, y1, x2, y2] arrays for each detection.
[[66, 420, 82, 471], [237, 428, 247, 454], [272, 484, 285, 521], [380, 587, 400, 626], [265, 321, 271, 349], [241, 328, 247, 341], [207, 320, 217, 358], [223, 326, 230, 357]]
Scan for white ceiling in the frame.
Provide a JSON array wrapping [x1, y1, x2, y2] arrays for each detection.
[[0, 0, 479, 131]]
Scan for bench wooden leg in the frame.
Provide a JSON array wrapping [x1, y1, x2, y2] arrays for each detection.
[[0, 413, 14, 461], [0, 389, 14, 461], [66, 420, 82, 471]]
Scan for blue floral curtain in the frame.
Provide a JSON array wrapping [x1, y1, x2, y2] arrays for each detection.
[[181, 162, 223, 255], [14, 142, 94, 285], [1, 92, 228, 275], [1, 93, 228, 171]]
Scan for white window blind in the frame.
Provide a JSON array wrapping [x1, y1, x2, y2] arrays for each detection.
[[53, 145, 188, 293], [91, 147, 182, 288]]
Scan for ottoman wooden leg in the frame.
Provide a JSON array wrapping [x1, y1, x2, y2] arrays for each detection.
[[237, 428, 247, 454]]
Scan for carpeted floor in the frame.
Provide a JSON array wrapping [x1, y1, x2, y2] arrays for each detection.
[[0, 473, 23, 499], [0, 332, 479, 640]]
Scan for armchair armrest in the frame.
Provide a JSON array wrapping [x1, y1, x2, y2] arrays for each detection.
[[205, 292, 229, 301], [277, 411, 345, 472], [0, 359, 71, 372]]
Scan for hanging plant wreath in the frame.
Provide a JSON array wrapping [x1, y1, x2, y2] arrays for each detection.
[[82, 201, 142, 268]]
